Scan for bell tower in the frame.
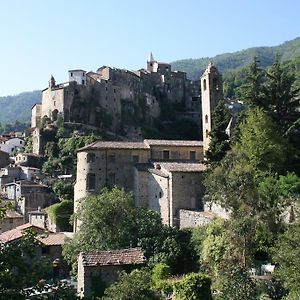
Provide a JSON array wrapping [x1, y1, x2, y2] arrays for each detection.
[[201, 62, 223, 154], [147, 52, 155, 72]]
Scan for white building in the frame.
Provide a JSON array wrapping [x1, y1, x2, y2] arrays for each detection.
[[0, 137, 25, 154]]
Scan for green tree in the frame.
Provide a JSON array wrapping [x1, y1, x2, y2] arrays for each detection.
[[102, 269, 161, 300], [216, 263, 258, 300], [206, 100, 231, 163], [174, 273, 213, 300], [47, 200, 73, 231], [0, 231, 77, 300], [237, 107, 287, 173], [237, 57, 265, 108], [263, 58, 300, 135], [273, 223, 300, 299]]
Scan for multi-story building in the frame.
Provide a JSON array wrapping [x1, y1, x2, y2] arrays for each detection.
[[31, 54, 203, 154], [74, 139, 205, 230]]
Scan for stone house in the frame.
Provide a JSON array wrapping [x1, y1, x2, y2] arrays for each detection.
[[3, 180, 54, 220], [0, 136, 24, 154], [134, 162, 206, 227], [77, 248, 145, 299], [0, 209, 25, 233], [0, 223, 71, 278], [15, 152, 43, 168], [74, 139, 204, 230], [0, 165, 42, 189], [0, 150, 9, 168]]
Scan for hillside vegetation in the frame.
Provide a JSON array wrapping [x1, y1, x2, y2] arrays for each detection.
[[0, 90, 41, 124], [1, 37, 300, 125], [171, 37, 300, 80]]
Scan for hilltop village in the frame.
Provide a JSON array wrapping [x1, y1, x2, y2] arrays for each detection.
[[4, 52, 299, 300], [0, 54, 228, 295]]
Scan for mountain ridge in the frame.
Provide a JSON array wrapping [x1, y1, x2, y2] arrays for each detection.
[[1, 37, 300, 125]]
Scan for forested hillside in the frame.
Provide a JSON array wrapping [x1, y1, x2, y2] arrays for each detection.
[[171, 37, 300, 80], [0, 90, 41, 124], [1, 37, 300, 125]]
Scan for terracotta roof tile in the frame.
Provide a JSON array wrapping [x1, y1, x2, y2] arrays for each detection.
[[80, 248, 145, 267], [158, 162, 207, 172], [0, 223, 48, 243], [37, 233, 67, 246], [144, 139, 203, 147], [78, 141, 149, 151]]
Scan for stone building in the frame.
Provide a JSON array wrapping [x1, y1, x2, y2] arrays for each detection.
[[134, 162, 206, 227], [77, 248, 145, 298], [0, 209, 25, 233], [74, 139, 204, 230], [31, 54, 202, 155], [3, 180, 54, 221], [201, 62, 223, 154]]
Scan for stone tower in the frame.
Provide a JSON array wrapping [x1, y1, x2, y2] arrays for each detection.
[[49, 75, 56, 88], [201, 62, 223, 154], [147, 52, 155, 72]]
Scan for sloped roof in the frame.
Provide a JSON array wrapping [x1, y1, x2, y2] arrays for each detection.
[[0, 223, 48, 243], [78, 141, 149, 152], [158, 162, 207, 172], [5, 210, 24, 219], [144, 139, 203, 147], [80, 248, 145, 267], [36, 233, 67, 246]]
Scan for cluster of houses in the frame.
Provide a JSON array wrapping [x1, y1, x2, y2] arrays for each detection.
[[0, 58, 264, 298]]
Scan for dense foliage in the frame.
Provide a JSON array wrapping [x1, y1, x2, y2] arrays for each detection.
[[63, 188, 197, 275], [47, 200, 73, 231], [171, 37, 300, 80], [0, 90, 41, 124]]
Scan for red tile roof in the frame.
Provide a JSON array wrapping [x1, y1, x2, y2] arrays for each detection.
[[0, 223, 47, 243], [80, 248, 145, 267], [37, 233, 67, 246]]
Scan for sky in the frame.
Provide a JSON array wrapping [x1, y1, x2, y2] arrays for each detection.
[[0, 0, 299, 96]]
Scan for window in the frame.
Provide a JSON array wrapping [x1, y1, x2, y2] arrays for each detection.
[[205, 115, 208, 123], [206, 130, 209, 138], [53, 101, 56, 106], [132, 155, 139, 163], [108, 173, 116, 186], [87, 152, 95, 163], [82, 80, 85, 85], [203, 79, 207, 91], [190, 151, 196, 161], [86, 173, 96, 190], [162, 150, 170, 160], [70, 72, 73, 77], [159, 192, 162, 198], [20, 141, 23, 144], [108, 154, 116, 163], [9, 218, 13, 224], [83, 72, 85, 77], [42, 246, 50, 255]]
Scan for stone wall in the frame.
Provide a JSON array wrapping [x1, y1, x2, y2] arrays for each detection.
[[179, 209, 215, 229]]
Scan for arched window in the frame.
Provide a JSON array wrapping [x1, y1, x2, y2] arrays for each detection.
[[203, 79, 207, 91]]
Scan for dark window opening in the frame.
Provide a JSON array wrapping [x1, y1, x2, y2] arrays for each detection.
[[108, 154, 116, 163], [86, 173, 96, 190], [87, 153, 95, 163], [190, 151, 196, 161], [163, 150, 170, 160], [203, 79, 207, 91]]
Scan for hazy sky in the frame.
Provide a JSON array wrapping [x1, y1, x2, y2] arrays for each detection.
[[0, 0, 299, 96]]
